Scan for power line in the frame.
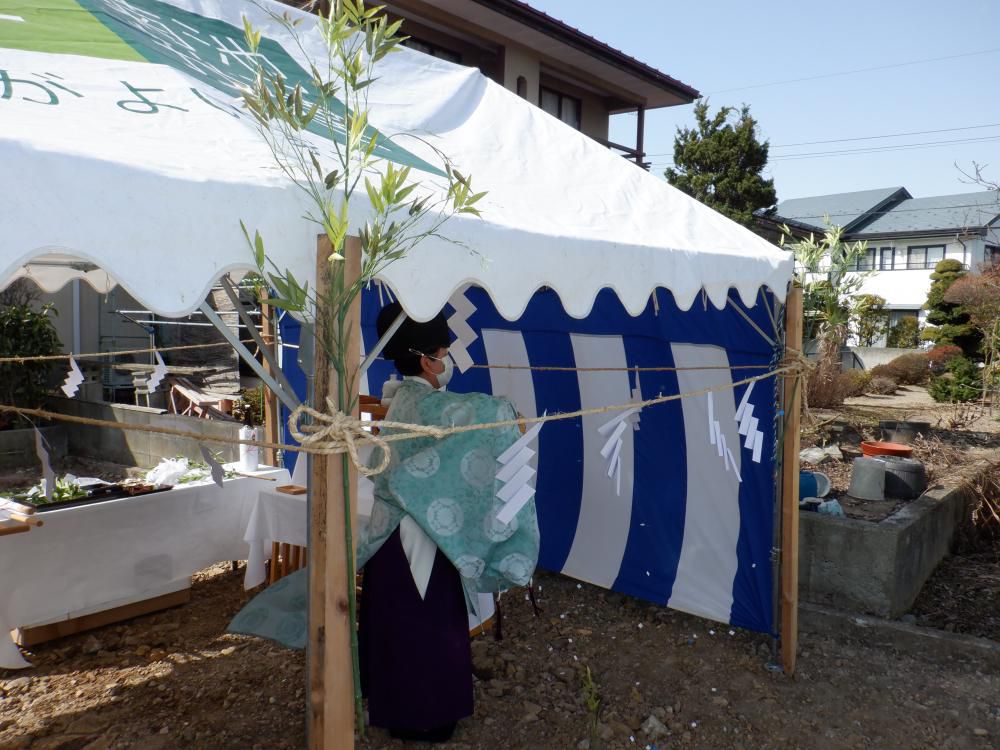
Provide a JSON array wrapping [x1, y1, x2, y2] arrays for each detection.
[[771, 134, 1000, 160], [771, 122, 1000, 148], [707, 46, 1000, 94], [643, 122, 1000, 159]]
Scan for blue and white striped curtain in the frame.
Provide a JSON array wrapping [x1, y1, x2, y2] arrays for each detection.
[[283, 285, 782, 635]]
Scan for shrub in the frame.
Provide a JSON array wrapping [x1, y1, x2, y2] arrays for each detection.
[[926, 344, 963, 373], [929, 356, 981, 403], [869, 352, 931, 386], [836, 369, 871, 398], [893, 352, 932, 385], [232, 386, 265, 426], [867, 375, 898, 395], [0, 303, 62, 429], [886, 316, 920, 348]]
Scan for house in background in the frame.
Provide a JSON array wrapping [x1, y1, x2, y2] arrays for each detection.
[[759, 187, 1000, 341], [306, 0, 700, 166]]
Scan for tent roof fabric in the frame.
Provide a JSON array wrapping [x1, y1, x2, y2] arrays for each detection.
[[0, 0, 792, 321]]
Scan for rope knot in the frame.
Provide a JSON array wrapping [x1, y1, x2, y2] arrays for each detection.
[[288, 398, 390, 477]]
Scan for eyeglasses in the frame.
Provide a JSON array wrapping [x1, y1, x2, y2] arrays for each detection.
[[408, 348, 450, 361]]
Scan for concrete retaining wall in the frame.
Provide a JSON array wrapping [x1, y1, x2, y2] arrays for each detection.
[[46, 397, 241, 469], [845, 346, 919, 370], [799, 481, 973, 618], [0, 426, 66, 469]]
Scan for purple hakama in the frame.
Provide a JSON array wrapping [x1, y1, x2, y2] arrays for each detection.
[[359, 527, 473, 732]]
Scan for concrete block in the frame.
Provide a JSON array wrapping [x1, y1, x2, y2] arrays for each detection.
[[0, 426, 66, 469], [42, 397, 241, 469], [799, 478, 976, 618]]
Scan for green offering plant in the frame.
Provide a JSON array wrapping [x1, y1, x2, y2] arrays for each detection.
[[238, 1, 487, 728]]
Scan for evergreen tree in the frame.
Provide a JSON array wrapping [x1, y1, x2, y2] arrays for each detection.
[[922, 259, 980, 356], [665, 101, 777, 228]]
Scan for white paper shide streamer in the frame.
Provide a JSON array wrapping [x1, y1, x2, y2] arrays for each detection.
[[60, 356, 84, 398], [734, 382, 765, 464], [146, 352, 168, 393], [597, 406, 641, 496], [707, 393, 742, 483], [630, 371, 643, 432], [34, 427, 56, 500], [494, 418, 544, 525], [447, 289, 477, 374], [200, 445, 225, 488]]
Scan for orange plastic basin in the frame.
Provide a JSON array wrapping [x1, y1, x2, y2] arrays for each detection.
[[861, 440, 913, 458]]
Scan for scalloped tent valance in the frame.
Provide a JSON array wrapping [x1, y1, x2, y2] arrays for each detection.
[[0, 0, 791, 320]]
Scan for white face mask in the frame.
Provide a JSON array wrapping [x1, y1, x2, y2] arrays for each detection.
[[436, 355, 454, 388], [410, 348, 454, 388]]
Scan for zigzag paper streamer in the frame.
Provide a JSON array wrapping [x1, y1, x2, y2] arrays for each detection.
[[495, 417, 544, 525], [447, 289, 477, 373], [146, 352, 168, 393], [597, 406, 641, 495], [200, 445, 225, 488], [34, 427, 55, 501], [734, 384, 765, 463], [61, 356, 84, 398]]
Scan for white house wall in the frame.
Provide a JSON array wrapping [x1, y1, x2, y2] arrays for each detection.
[[854, 235, 983, 309]]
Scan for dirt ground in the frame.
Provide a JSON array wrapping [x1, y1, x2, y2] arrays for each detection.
[[2, 564, 999, 750], [3, 388, 999, 750]]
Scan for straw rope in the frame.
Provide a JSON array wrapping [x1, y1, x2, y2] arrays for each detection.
[[466, 363, 772, 373], [0, 338, 267, 364], [0, 361, 804, 477]]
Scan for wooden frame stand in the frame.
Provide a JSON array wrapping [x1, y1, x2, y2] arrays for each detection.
[[15, 589, 191, 647], [780, 287, 803, 675], [308, 236, 362, 750]]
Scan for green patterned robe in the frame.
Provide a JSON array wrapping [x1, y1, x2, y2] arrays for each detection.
[[358, 379, 540, 616], [228, 380, 540, 647]]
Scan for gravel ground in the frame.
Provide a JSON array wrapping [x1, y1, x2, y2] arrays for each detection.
[[2, 565, 999, 750]]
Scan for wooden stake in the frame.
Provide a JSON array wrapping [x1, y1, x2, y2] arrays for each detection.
[[309, 235, 361, 750], [260, 299, 281, 467], [780, 286, 803, 676], [7, 512, 42, 526], [270, 542, 280, 584]]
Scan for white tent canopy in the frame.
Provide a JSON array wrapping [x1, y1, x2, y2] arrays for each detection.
[[0, 0, 791, 321]]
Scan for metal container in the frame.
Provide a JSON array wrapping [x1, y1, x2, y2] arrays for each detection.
[[879, 420, 931, 443], [882, 457, 927, 499], [847, 457, 886, 502]]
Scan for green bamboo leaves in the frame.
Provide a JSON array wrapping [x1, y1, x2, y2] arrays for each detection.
[[236, 0, 488, 733]]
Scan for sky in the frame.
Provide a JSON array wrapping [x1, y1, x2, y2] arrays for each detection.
[[529, 0, 1000, 202]]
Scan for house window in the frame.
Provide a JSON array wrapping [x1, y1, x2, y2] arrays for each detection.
[[906, 245, 946, 270], [986, 244, 1000, 267], [539, 86, 581, 130], [879, 247, 894, 270], [403, 38, 461, 64], [516, 76, 528, 99], [855, 248, 876, 271]]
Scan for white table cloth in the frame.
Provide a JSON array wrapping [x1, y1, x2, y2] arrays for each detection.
[[0, 464, 288, 669], [243, 475, 375, 590]]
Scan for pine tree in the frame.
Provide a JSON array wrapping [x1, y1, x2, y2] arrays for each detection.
[[665, 101, 777, 228], [922, 259, 980, 356]]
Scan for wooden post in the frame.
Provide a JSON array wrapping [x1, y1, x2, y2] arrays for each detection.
[[308, 235, 361, 750], [780, 286, 803, 675], [260, 299, 281, 467]]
